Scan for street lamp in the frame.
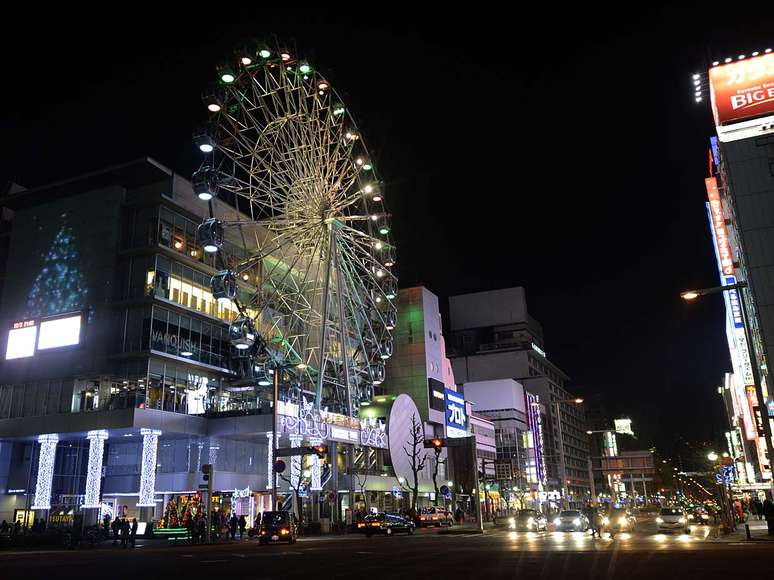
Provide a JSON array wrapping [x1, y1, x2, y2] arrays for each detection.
[[681, 281, 774, 492], [707, 451, 719, 462]]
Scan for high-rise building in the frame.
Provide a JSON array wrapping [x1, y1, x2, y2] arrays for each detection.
[[699, 51, 774, 490], [447, 287, 590, 500]]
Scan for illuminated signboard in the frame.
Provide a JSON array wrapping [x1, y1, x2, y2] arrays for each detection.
[[444, 388, 467, 438], [705, 177, 734, 276], [614, 418, 634, 436], [5, 321, 37, 360], [709, 53, 774, 126], [37, 314, 82, 350]]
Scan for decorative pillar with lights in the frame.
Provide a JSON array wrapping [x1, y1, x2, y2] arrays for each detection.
[[310, 437, 323, 491], [31, 434, 59, 510], [83, 430, 108, 508], [138, 429, 162, 509], [290, 435, 303, 489]]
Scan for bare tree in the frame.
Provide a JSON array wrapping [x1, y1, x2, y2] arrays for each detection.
[[353, 470, 369, 512], [278, 466, 305, 530], [402, 412, 428, 517], [431, 449, 446, 506]]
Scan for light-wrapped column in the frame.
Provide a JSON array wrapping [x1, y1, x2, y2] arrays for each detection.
[[310, 437, 322, 491], [31, 434, 59, 509], [138, 429, 162, 507], [266, 432, 277, 490], [290, 435, 303, 489], [82, 430, 108, 508]]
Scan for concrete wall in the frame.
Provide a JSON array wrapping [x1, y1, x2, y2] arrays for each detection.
[[463, 379, 526, 413], [449, 287, 527, 331], [451, 350, 529, 383]]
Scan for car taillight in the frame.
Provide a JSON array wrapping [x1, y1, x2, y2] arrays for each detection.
[[280, 529, 289, 535], [370, 523, 380, 527], [357, 523, 365, 528], [420, 516, 426, 520], [432, 516, 438, 520], [260, 531, 267, 535]]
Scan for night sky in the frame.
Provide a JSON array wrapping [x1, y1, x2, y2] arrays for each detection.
[[1, 5, 773, 453]]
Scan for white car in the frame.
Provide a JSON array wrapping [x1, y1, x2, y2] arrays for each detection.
[[656, 507, 690, 533]]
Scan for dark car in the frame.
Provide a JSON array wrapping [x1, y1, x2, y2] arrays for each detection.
[[688, 507, 711, 525], [358, 513, 415, 537], [257, 511, 297, 544], [509, 509, 548, 531]]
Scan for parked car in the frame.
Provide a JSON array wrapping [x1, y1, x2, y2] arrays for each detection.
[[509, 509, 548, 531], [257, 511, 298, 544], [656, 507, 690, 533], [553, 510, 589, 532], [358, 513, 415, 537], [418, 507, 453, 527]]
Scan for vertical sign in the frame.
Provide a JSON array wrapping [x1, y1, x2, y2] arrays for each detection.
[[706, 177, 734, 276], [444, 389, 468, 438]]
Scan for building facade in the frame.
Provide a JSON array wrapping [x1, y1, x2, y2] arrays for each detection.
[[0, 159, 400, 528], [448, 287, 590, 500]]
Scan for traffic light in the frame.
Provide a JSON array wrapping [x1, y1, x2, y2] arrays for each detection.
[[312, 444, 327, 458], [202, 464, 212, 481]]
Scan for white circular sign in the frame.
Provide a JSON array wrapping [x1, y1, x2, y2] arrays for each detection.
[[388, 394, 429, 484]]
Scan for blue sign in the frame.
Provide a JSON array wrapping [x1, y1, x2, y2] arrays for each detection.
[[710, 136, 720, 169], [392, 485, 403, 498], [445, 388, 467, 437]]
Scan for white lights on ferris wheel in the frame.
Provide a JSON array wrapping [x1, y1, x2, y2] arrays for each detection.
[[192, 41, 397, 414]]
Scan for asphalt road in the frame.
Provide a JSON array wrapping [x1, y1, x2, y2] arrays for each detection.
[[1, 521, 771, 580]]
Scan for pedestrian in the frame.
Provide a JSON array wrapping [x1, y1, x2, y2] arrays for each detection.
[[130, 518, 138, 548], [111, 516, 121, 545], [229, 513, 238, 540], [754, 498, 764, 521], [582, 505, 598, 538], [13, 520, 21, 536], [197, 516, 206, 544], [238, 515, 246, 540], [38, 518, 46, 533], [121, 519, 130, 548], [763, 496, 774, 536], [0, 520, 8, 535]]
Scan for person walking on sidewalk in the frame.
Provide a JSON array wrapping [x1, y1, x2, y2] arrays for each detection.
[[763, 496, 774, 536], [238, 515, 246, 540], [229, 514, 238, 540], [129, 518, 138, 547], [754, 498, 764, 521], [111, 517, 121, 545]]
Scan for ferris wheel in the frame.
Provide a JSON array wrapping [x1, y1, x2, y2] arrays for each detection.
[[191, 43, 397, 417]]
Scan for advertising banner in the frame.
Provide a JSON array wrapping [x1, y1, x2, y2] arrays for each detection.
[[705, 177, 734, 276], [444, 388, 468, 438], [709, 53, 774, 126]]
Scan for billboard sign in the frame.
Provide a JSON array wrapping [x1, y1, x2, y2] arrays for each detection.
[[709, 53, 774, 126], [705, 177, 734, 276], [445, 388, 467, 438], [614, 419, 634, 436]]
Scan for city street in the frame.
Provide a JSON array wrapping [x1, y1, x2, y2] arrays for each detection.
[[1, 522, 772, 580]]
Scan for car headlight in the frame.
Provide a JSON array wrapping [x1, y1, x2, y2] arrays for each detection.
[[618, 517, 627, 525], [508, 517, 516, 528], [656, 517, 663, 524], [678, 517, 686, 524], [573, 518, 581, 526], [527, 517, 534, 526], [554, 518, 561, 526], [602, 517, 610, 525]]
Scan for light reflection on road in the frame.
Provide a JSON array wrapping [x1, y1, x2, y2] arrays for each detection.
[[503, 526, 715, 552]]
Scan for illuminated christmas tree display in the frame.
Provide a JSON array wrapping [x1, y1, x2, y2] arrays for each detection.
[[163, 497, 179, 528], [25, 218, 88, 318]]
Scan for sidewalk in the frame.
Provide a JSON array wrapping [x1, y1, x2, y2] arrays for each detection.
[[714, 519, 774, 542]]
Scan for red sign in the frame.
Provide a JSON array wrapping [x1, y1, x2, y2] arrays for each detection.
[[705, 177, 734, 276], [709, 53, 774, 125]]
